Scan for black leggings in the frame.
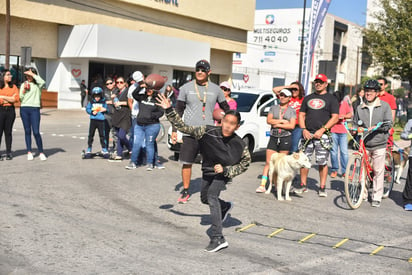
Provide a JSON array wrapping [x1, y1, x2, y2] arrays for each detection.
[[0, 106, 16, 154]]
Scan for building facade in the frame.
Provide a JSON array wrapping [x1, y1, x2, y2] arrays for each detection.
[[0, 0, 255, 108], [232, 9, 365, 95]]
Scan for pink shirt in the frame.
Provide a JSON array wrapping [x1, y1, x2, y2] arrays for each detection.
[[331, 100, 352, 134], [215, 99, 237, 110]]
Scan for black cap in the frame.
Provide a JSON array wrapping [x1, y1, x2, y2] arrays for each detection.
[[195, 59, 210, 71]]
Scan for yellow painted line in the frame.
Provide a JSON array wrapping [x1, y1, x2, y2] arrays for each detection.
[[408, 257, 412, 263], [267, 228, 284, 238], [236, 223, 256, 232], [333, 238, 349, 249], [298, 233, 316, 243], [370, 245, 385, 255]]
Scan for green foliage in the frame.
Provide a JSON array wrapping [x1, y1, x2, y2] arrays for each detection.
[[363, 0, 412, 84], [393, 87, 406, 98]]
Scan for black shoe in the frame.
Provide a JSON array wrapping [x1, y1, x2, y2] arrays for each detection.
[[204, 237, 228, 252], [6, 154, 12, 160], [221, 202, 234, 222]]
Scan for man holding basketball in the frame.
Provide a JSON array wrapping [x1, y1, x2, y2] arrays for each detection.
[[171, 60, 230, 203]]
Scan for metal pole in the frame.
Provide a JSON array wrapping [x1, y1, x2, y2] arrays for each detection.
[[355, 46, 360, 93], [334, 31, 344, 91], [5, 0, 11, 69], [298, 0, 307, 83]]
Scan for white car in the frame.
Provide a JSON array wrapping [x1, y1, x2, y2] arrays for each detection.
[[231, 88, 277, 154], [167, 88, 277, 159]]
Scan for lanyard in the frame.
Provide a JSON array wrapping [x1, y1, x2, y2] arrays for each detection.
[[194, 81, 208, 120]]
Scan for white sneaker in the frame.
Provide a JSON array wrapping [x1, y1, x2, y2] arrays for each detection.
[[27, 152, 34, 161], [39, 153, 47, 161]]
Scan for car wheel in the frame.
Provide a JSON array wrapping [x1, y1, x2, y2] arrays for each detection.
[[242, 136, 254, 156]]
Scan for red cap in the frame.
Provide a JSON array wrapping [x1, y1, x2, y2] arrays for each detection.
[[315, 74, 328, 82]]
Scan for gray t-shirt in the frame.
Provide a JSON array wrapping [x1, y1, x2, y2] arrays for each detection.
[[177, 80, 225, 126], [269, 105, 296, 137]]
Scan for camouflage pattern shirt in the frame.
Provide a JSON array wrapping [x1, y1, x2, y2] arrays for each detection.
[[166, 108, 251, 178]]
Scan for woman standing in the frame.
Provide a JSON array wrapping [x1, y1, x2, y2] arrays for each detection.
[[272, 81, 305, 153], [256, 89, 296, 193], [19, 68, 47, 161], [128, 80, 164, 170], [330, 91, 353, 178], [110, 76, 132, 161], [0, 70, 20, 160], [217, 81, 237, 110]]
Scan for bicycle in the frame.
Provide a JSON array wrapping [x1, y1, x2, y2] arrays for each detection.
[[344, 121, 394, 209]]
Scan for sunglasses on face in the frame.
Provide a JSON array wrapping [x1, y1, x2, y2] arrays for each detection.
[[116, 81, 124, 84], [289, 88, 298, 92], [196, 68, 207, 73], [279, 94, 289, 97], [314, 80, 325, 85], [106, 82, 113, 85], [221, 87, 230, 92]]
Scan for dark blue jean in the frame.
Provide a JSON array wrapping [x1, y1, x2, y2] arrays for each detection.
[[291, 126, 303, 153], [131, 123, 160, 165], [20, 107, 44, 153], [115, 127, 131, 157]]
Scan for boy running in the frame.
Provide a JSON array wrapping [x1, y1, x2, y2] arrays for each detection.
[[156, 93, 251, 252]]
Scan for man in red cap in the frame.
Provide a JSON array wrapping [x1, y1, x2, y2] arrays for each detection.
[[295, 74, 339, 197]]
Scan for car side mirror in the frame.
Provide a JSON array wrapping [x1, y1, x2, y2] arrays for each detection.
[[260, 106, 271, 117]]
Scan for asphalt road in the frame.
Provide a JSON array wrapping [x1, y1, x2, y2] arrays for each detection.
[[0, 109, 411, 274]]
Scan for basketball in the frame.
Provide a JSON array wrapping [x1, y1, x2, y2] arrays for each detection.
[[213, 108, 225, 122], [145, 74, 166, 90]]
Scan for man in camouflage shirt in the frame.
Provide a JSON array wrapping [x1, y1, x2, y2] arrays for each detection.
[[156, 93, 251, 252]]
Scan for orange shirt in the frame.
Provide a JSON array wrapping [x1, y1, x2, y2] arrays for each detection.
[[0, 84, 20, 106]]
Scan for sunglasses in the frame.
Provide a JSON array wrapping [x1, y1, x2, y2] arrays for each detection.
[[106, 82, 113, 85], [289, 88, 298, 91], [116, 81, 124, 84], [314, 80, 325, 84], [196, 68, 208, 73], [279, 93, 290, 97], [221, 87, 230, 92]]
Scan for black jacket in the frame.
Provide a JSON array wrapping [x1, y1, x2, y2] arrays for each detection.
[[133, 90, 164, 125]]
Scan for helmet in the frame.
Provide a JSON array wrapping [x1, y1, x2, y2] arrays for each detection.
[[363, 79, 380, 91], [91, 87, 103, 96]]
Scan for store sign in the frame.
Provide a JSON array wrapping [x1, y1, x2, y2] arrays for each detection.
[[238, 9, 309, 72], [152, 0, 179, 7]]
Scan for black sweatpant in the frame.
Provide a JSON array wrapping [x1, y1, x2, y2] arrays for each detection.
[[87, 119, 107, 149], [0, 106, 16, 154], [403, 157, 412, 206]]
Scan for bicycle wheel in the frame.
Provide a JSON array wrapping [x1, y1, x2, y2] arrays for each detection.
[[156, 123, 165, 142], [344, 155, 366, 209], [382, 151, 395, 199]]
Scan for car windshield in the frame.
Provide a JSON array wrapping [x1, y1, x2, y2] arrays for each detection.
[[231, 92, 259, 112]]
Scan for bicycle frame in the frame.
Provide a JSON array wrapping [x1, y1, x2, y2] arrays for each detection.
[[350, 127, 373, 185]]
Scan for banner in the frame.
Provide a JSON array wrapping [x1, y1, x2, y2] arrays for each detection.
[[300, 0, 332, 94]]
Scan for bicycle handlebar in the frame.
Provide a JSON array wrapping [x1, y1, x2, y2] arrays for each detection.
[[344, 121, 391, 133]]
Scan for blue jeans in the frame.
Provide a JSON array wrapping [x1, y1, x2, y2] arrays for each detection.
[[131, 123, 160, 165], [330, 132, 348, 174], [291, 126, 303, 153], [115, 127, 131, 157], [20, 107, 44, 153]]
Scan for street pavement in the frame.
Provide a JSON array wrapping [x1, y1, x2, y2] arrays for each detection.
[[0, 109, 411, 274]]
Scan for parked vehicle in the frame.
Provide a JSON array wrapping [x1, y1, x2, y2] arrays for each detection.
[[167, 88, 277, 160]]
